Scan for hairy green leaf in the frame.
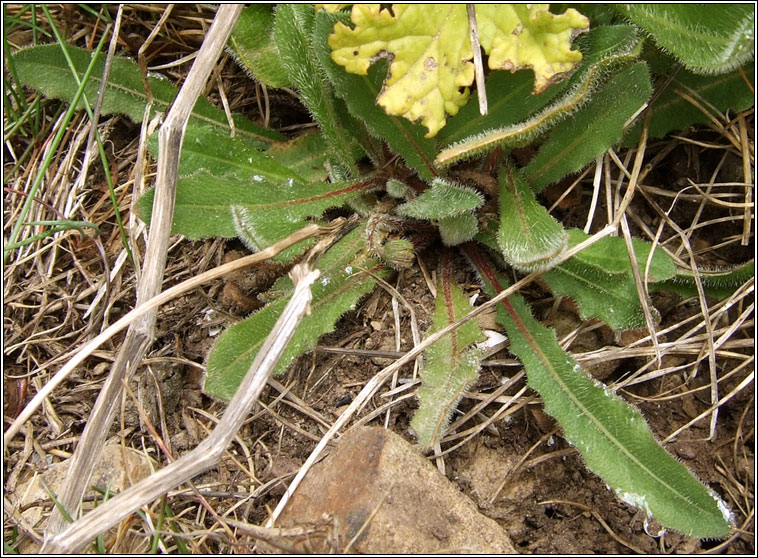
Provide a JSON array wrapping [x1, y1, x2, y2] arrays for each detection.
[[435, 25, 642, 167], [386, 179, 412, 199], [524, 61, 652, 191], [656, 260, 755, 300], [139, 171, 383, 261], [540, 229, 675, 330], [434, 68, 564, 151], [498, 163, 567, 272], [329, 4, 587, 137], [147, 124, 300, 182], [264, 130, 331, 183], [314, 10, 438, 181], [12, 44, 282, 144], [617, 4, 754, 74], [568, 229, 676, 282], [439, 212, 480, 247], [624, 63, 755, 146], [274, 4, 361, 175], [545, 258, 654, 330], [228, 4, 292, 88], [396, 178, 483, 220], [204, 225, 389, 400], [411, 254, 485, 449], [465, 245, 731, 539]]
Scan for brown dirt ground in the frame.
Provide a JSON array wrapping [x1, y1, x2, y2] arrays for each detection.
[[3, 5, 755, 555]]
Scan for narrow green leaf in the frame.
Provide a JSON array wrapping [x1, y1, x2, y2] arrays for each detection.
[[564, 229, 676, 283], [274, 4, 361, 176], [265, 130, 331, 183], [497, 163, 567, 272], [204, 224, 390, 401], [524, 61, 652, 191], [148, 124, 297, 182], [12, 44, 283, 143], [656, 260, 755, 300], [139, 171, 383, 261], [465, 245, 731, 539], [544, 258, 655, 330], [435, 25, 642, 167], [624, 64, 755, 146], [434, 68, 564, 149], [148, 125, 330, 185], [228, 4, 292, 88], [313, 10, 439, 181], [396, 178, 483, 220], [617, 4, 754, 74], [539, 229, 676, 330], [411, 253, 485, 449]]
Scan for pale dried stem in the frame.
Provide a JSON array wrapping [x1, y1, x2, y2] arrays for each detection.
[[73, 6, 124, 194], [636, 186, 721, 439], [4, 223, 322, 447], [737, 113, 753, 245], [45, 264, 320, 553], [466, 4, 487, 116], [38, 5, 243, 543], [138, 4, 175, 102]]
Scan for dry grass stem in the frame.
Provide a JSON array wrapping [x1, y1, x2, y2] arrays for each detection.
[[44, 263, 320, 553], [38, 5, 245, 542]]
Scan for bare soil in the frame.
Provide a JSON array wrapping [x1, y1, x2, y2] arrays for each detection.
[[3, 4, 754, 555]]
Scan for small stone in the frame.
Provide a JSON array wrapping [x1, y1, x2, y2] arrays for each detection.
[[276, 426, 517, 554], [675, 444, 697, 460], [13, 442, 154, 553]]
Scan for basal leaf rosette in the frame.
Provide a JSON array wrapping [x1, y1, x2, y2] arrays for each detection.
[[328, 4, 589, 137]]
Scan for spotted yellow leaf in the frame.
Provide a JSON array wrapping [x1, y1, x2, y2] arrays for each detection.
[[328, 4, 588, 137]]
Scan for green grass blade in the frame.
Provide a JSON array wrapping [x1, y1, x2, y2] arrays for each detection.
[[3, 220, 99, 252], [40, 5, 133, 265], [4, 28, 111, 264]]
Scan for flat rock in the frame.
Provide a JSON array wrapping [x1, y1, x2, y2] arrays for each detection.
[[276, 426, 517, 554]]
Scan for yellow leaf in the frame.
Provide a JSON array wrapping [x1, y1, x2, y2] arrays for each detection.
[[329, 4, 588, 137], [477, 5, 589, 93]]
